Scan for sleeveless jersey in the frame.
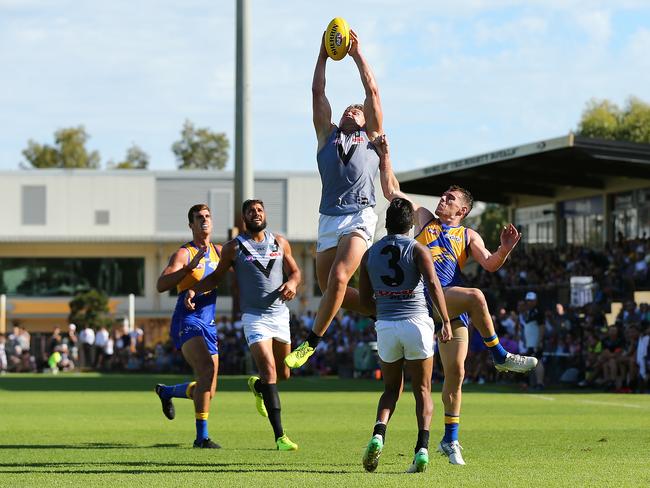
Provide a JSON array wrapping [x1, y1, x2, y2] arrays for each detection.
[[233, 231, 287, 316], [415, 219, 469, 287], [367, 234, 428, 321], [172, 241, 220, 325], [317, 128, 379, 216]]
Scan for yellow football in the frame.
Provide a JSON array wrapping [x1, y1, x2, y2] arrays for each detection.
[[324, 17, 350, 61]]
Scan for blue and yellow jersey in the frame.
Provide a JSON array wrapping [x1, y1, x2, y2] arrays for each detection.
[[176, 242, 221, 293], [170, 241, 221, 354], [172, 241, 220, 326], [415, 218, 469, 287]]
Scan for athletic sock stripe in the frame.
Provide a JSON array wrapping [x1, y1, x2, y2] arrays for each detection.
[[186, 381, 196, 399], [483, 335, 499, 347], [195, 412, 209, 420]]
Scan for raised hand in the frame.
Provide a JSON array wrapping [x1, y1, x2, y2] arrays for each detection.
[[373, 133, 389, 158], [500, 224, 522, 252], [319, 30, 327, 58], [187, 246, 208, 271], [348, 29, 360, 58]]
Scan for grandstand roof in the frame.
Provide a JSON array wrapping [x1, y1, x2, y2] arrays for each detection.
[[397, 134, 650, 204]]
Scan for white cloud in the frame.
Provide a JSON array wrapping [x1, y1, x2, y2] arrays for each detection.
[[0, 1, 649, 172], [575, 10, 612, 44]]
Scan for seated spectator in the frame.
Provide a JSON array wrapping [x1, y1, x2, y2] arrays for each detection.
[[0, 333, 7, 374]]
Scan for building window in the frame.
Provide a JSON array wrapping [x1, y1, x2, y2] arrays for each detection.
[[95, 210, 110, 225], [0, 258, 145, 296], [22, 185, 46, 225]]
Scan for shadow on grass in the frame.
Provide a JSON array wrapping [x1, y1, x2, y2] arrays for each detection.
[[0, 375, 390, 393], [0, 443, 183, 450], [0, 460, 358, 475], [0, 373, 555, 394]]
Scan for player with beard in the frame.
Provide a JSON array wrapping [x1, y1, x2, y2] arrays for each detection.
[[285, 29, 383, 369], [186, 199, 301, 451], [154, 204, 222, 449]]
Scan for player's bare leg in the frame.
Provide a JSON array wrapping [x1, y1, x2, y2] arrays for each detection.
[[363, 358, 404, 472], [444, 287, 537, 373], [285, 233, 370, 368], [181, 337, 220, 448], [405, 357, 433, 473], [249, 339, 297, 450], [437, 322, 468, 465]]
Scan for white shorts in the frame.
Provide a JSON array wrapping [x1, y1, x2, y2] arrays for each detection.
[[317, 207, 378, 252], [242, 308, 291, 346], [375, 314, 435, 363]]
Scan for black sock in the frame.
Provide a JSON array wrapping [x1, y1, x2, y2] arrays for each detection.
[[415, 429, 429, 453], [260, 382, 283, 440], [306, 331, 322, 349], [373, 422, 387, 443], [254, 378, 262, 394]]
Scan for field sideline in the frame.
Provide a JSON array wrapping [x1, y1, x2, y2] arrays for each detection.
[[1, 374, 649, 487]]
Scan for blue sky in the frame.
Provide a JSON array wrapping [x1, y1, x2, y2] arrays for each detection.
[[1, 0, 649, 173]]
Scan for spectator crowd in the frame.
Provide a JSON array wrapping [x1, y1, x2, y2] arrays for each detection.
[[2, 237, 649, 394]]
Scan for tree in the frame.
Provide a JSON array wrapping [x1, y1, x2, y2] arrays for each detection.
[[618, 96, 650, 144], [577, 99, 621, 140], [108, 144, 150, 169], [477, 203, 509, 251], [577, 96, 650, 144], [68, 289, 113, 331], [172, 120, 229, 170], [21, 126, 101, 169]]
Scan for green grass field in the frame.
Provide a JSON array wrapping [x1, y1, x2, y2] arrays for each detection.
[[1, 374, 649, 487]]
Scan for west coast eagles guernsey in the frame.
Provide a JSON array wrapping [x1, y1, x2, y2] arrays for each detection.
[[172, 241, 220, 326], [415, 219, 469, 287]]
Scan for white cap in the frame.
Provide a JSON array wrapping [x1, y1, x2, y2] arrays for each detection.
[[525, 291, 537, 301], [68, 323, 77, 331]]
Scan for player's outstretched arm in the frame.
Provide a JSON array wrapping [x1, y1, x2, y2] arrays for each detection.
[[313, 33, 334, 150], [375, 134, 413, 204], [277, 234, 301, 302], [468, 224, 521, 273], [414, 243, 452, 343], [358, 251, 376, 313], [185, 240, 237, 310], [348, 30, 382, 139], [374, 134, 435, 233], [156, 246, 205, 293]]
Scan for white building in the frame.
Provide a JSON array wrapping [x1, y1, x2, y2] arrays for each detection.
[[0, 169, 438, 339]]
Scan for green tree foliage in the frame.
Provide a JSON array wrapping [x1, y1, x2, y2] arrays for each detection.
[[618, 97, 650, 143], [577, 96, 650, 143], [108, 144, 150, 169], [477, 203, 509, 250], [172, 120, 229, 170], [68, 289, 113, 330], [21, 126, 101, 169]]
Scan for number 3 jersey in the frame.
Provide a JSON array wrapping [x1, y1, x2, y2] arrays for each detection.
[[367, 234, 428, 321], [414, 218, 469, 287]]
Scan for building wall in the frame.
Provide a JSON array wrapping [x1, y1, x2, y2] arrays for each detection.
[[0, 171, 155, 238]]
